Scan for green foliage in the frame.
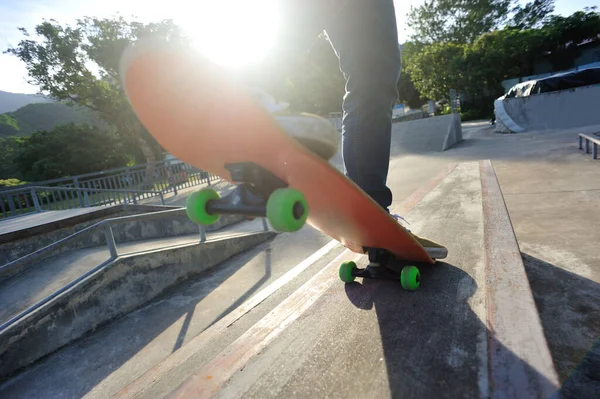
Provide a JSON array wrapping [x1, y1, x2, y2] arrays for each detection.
[[0, 102, 105, 137], [14, 123, 130, 181], [0, 114, 20, 136], [0, 178, 27, 188], [407, 0, 554, 44], [510, 0, 556, 29], [403, 41, 468, 100], [0, 136, 23, 179], [538, 8, 600, 70], [248, 36, 345, 114], [4, 16, 189, 164], [461, 108, 491, 121], [397, 70, 426, 109], [403, 8, 600, 114]]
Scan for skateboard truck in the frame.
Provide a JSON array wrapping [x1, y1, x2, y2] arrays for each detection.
[[185, 162, 309, 233], [338, 247, 422, 291]]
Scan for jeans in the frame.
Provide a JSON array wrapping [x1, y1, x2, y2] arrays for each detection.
[[281, 0, 401, 210]]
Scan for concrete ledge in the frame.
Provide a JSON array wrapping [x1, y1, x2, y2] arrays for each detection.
[[0, 231, 275, 381], [480, 160, 559, 396], [1, 207, 243, 271], [391, 113, 462, 153], [0, 205, 171, 264]]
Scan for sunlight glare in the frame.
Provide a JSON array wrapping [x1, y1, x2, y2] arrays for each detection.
[[179, 0, 280, 69]]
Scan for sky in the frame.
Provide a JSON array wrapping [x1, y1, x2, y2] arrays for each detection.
[[0, 0, 596, 94]]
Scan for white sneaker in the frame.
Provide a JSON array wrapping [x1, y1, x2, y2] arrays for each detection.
[[392, 214, 448, 259]]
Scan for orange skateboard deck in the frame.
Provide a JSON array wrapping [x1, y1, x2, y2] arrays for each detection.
[[119, 40, 435, 269]]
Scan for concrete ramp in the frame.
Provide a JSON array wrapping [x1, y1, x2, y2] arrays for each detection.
[[495, 84, 600, 133], [117, 161, 559, 399], [391, 113, 463, 153]]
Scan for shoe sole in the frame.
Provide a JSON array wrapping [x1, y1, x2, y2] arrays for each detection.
[[425, 247, 448, 260]]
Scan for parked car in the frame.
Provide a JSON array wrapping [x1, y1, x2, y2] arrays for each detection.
[[502, 67, 600, 99]]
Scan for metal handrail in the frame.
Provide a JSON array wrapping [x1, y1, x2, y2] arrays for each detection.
[[0, 207, 269, 333], [0, 208, 188, 277], [0, 185, 164, 196], [0, 185, 166, 219]]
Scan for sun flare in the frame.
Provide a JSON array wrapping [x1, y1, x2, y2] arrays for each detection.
[[178, 0, 281, 69]]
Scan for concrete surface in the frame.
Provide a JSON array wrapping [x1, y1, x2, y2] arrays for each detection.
[[391, 113, 462, 153], [495, 84, 600, 133], [117, 161, 557, 399], [0, 121, 599, 397], [0, 229, 275, 380], [0, 218, 264, 328], [0, 226, 339, 397]]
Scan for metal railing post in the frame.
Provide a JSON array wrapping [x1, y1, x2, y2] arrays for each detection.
[[160, 192, 165, 205], [104, 222, 119, 258], [74, 177, 84, 207], [8, 194, 17, 216], [30, 189, 42, 213], [199, 225, 206, 243], [83, 190, 90, 207], [262, 218, 269, 232], [166, 161, 178, 196]]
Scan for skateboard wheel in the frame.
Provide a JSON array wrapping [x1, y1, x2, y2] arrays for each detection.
[[400, 266, 420, 291], [339, 261, 357, 283], [266, 188, 308, 232], [186, 189, 220, 225]]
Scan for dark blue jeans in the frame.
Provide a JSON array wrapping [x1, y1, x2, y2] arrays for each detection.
[[324, 1, 401, 211], [282, 0, 401, 210]]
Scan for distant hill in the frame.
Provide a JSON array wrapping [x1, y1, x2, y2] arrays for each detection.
[[0, 102, 107, 137], [0, 90, 53, 114]]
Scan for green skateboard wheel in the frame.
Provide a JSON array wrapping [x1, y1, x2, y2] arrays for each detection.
[[339, 261, 357, 283], [266, 188, 308, 232], [400, 265, 420, 291], [186, 188, 220, 225]]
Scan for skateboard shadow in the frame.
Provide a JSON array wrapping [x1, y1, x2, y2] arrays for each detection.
[[343, 261, 560, 398]]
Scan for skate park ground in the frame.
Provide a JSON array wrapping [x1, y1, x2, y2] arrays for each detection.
[[0, 120, 599, 398]]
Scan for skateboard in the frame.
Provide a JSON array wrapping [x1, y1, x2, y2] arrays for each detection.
[[119, 39, 440, 290]]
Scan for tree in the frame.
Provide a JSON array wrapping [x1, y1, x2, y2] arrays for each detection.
[[4, 16, 189, 186], [0, 136, 23, 180], [510, 0, 555, 29], [0, 114, 20, 136], [397, 70, 426, 109], [538, 8, 600, 70], [403, 41, 468, 100], [465, 28, 545, 95], [14, 123, 130, 181], [246, 32, 346, 115], [407, 0, 554, 44]]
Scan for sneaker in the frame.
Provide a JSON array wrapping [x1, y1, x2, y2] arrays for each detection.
[[392, 214, 448, 259]]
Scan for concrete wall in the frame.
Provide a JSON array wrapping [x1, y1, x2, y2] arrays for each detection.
[[0, 231, 275, 380], [391, 113, 462, 153], [497, 84, 600, 132]]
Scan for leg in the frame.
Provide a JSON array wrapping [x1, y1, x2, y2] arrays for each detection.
[[322, 0, 401, 211]]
